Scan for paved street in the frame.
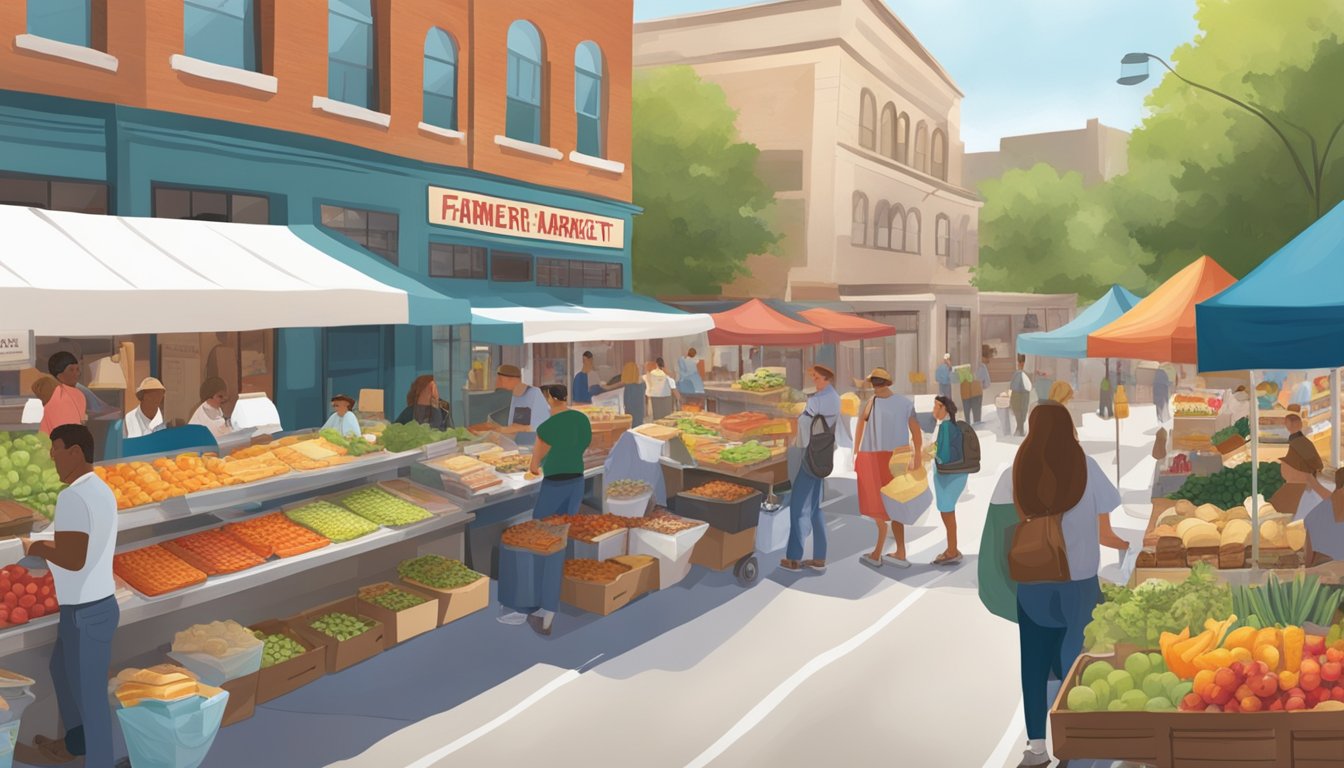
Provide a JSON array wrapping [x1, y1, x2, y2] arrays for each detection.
[[194, 399, 1164, 768]]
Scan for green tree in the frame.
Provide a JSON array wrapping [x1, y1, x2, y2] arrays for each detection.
[[972, 164, 1153, 298], [631, 66, 780, 296]]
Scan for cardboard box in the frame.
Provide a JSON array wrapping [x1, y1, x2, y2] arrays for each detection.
[[612, 554, 658, 597], [401, 575, 490, 626], [356, 582, 441, 649], [220, 672, 257, 727], [691, 526, 756, 571], [292, 598, 386, 674], [560, 557, 655, 616], [250, 620, 324, 704]]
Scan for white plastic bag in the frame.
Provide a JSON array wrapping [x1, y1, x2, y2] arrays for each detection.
[[168, 643, 263, 687]]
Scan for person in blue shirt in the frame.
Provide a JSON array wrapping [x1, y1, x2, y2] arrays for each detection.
[[321, 394, 361, 438], [781, 365, 852, 574], [571, 351, 608, 406], [677, 348, 705, 402], [935, 353, 953, 399]]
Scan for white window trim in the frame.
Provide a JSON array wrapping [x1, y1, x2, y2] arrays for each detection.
[[312, 96, 391, 128], [170, 54, 277, 94], [14, 34, 118, 72], [493, 135, 563, 160], [418, 122, 465, 142], [568, 152, 624, 175]]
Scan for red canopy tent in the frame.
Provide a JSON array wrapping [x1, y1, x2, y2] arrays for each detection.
[[797, 307, 895, 344], [707, 298, 825, 346]]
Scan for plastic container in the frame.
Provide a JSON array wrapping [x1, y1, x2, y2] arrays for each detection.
[[603, 492, 652, 518], [628, 523, 708, 588], [168, 643, 264, 687], [117, 691, 228, 768], [674, 488, 763, 534], [0, 719, 17, 768], [568, 528, 628, 561]]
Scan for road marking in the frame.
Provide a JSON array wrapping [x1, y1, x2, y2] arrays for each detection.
[[983, 700, 1025, 768], [685, 570, 951, 768]]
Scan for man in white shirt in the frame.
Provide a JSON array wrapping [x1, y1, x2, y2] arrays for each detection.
[[189, 377, 234, 438], [644, 360, 676, 421], [123, 377, 167, 439], [18, 424, 119, 768]]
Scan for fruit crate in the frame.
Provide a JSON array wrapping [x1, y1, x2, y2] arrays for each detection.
[[673, 488, 764, 534], [249, 620, 324, 704], [292, 598, 386, 674], [355, 582, 441, 649], [400, 574, 490, 626]]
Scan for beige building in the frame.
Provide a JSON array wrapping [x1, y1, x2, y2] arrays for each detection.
[[635, 0, 986, 390], [964, 118, 1130, 189]]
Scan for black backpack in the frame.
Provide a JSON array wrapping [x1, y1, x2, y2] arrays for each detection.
[[804, 413, 836, 478], [937, 421, 981, 474]]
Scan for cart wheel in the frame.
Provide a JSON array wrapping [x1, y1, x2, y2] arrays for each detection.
[[734, 555, 759, 585]]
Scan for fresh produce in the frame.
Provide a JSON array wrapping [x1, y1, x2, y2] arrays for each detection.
[[94, 454, 240, 510], [501, 520, 566, 553], [1230, 573, 1344, 630], [605, 480, 651, 500], [675, 419, 717, 436], [717, 441, 773, 465], [338, 487, 432, 526], [0, 431, 63, 519], [684, 480, 757, 502], [378, 422, 474, 452], [1160, 615, 1240, 680], [547, 514, 629, 542], [171, 620, 262, 657], [284, 501, 380, 543], [358, 584, 429, 612], [736, 369, 786, 392], [164, 529, 266, 575], [1066, 653, 1178, 712], [308, 612, 375, 642], [1172, 394, 1218, 417], [0, 564, 57, 626], [318, 429, 380, 457], [1168, 462, 1284, 509], [113, 545, 208, 597], [1212, 418, 1251, 446], [564, 559, 630, 584], [223, 513, 331, 558], [397, 555, 483, 590], [1085, 563, 1233, 653], [254, 631, 308, 668]]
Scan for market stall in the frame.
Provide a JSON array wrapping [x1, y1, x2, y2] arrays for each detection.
[[703, 299, 824, 414]]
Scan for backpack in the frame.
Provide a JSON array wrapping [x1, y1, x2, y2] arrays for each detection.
[[804, 413, 836, 478], [936, 421, 980, 474], [1008, 509, 1071, 583]]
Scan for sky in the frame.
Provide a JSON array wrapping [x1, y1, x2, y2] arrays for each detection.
[[633, 0, 1201, 152]]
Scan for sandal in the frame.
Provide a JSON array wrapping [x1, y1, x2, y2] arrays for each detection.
[[779, 559, 802, 572], [933, 551, 963, 566], [859, 554, 882, 569], [882, 553, 911, 568]]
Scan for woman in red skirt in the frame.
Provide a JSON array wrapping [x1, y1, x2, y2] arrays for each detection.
[[852, 368, 923, 568]]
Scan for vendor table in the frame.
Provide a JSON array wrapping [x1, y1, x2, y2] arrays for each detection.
[[701, 384, 791, 415]]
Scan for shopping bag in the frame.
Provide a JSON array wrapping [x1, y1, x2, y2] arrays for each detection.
[[978, 502, 1020, 624], [117, 692, 229, 768], [168, 643, 263, 687], [881, 465, 929, 504]]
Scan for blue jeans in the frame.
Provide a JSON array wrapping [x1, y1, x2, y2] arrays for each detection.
[[52, 596, 119, 768], [786, 464, 826, 562], [532, 477, 585, 520], [1016, 578, 1100, 740], [497, 547, 566, 614]]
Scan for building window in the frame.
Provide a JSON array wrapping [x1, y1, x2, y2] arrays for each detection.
[[905, 208, 922, 253], [0, 174, 108, 214], [914, 122, 929, 172], [955, 215, 971, 266], [506, 20, 545, 144], [184, 0, 257, 71], [851, 192, 868, 245], [575, 41, 604, 157], [880, 103, 896, 158], [890, 204, 905, 252], [935, 214, 951, 258], [320, 204, 398, 263], [491, 251, 533, 282], [429, 243, 486, 279], [423, 28, 459, 130], [27, 0, 91, 47], [328, 0, 377, 110], [537, 258, 621, 288], [154, 186, 269, 223], [873, 201, 890, 249], [896, 112, 910, 164], [858, 89, 876, 150], [932, 129, 947, 181], [756, 150, 803, 193]]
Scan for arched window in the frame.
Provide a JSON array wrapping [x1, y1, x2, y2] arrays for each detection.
[[873, 201, 891, 249], [935, 214, 951, 258], [879, 104, 896, 158], [858, 90, 876, 150], [185, 0, 257, 71], [931, 129, 947, 180], [914, 122, 929, 172], [423, 28, 459, 130], [905, 208, 922, 253], [328, 0, 377, 109], [27, 0, 91, 47], [575, 41, 604, 157], [896, 113, 910, 164], [851, 193, 869, 245], [506, 21, 545, 144], [890, 204, 905, 252]]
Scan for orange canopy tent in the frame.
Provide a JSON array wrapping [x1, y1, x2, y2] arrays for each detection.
[[797, 307, 895, 344], [707, 298, 825, 346], [1087, 255, 1237, 364]]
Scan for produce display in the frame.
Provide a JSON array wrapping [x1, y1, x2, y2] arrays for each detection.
[[0, 431, 63, 519], [338, 487, 432, 526], [358, 584, 429, 612], [736, 369, 786, 392], [378, 422, 474, 453], [564, 559, 630, 584], [1173, 393, 1219, 418], [308, 612, 376, 642], [0, 564, 57, 626], [717, 441, 773, 466], [284, 501, 380, 543], [217, 451, 293, 483], [223, 513, 331, 559], [501, 520, 567, 553], [164, 529, 266, 575], [543, 514, 629, 542], [113, 545, 209, 597], [254, 631, 308, 668], [675, 419, 718, 436], [493, 456, 533, 474], [171, 620, 262, 657], [113, 664, 220, 708], [572, 405, 620, 422], [95, 454, 240, 510], [630, 513, 704, 535], [1211, 417, 1252, 447], [1064, 653, 1184, 712], [1230, 573, 1343, 630], [1167, 462, 1285, 509], [605, 480, 650, 500], [318, 429, 380, 457], [684, 480, 757, 502], [397, 555, 483, 590], [1085, 564, 1232, 653], [1164, 454, 1192, 475]]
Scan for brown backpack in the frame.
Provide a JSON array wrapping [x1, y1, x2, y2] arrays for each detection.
[[1008, 508, 1071, 583]]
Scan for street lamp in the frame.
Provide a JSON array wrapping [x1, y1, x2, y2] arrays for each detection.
[[1118, 51, 1340, 218]]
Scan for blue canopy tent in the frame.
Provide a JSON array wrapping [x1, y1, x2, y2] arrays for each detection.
[[1016, 285, 1141, 359]]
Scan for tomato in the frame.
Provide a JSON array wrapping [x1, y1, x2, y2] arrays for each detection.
[[2, 594, 16, 609], [18, 595, 35, 609], [39, 586, 50, 598], [42, 597, 57, 611], [29, 605, 44, 619], [0, 609, 9, 624], [10, 584, 24, 598], [10, 566, 28, 579], [10, 608, 29, 625], [24, 583, 37, 595]]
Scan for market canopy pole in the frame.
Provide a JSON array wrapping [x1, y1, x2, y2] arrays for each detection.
[[1250, 370, 1261, 568], [1333, 369, 1341, 470]]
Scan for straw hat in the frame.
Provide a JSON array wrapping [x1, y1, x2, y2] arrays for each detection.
[[135, 377, 165, 394], [812, 364, 835, 380], [867, 367, 893, 383]]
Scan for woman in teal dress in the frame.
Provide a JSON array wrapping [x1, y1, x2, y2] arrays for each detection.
[[932, 395, 968, 565]]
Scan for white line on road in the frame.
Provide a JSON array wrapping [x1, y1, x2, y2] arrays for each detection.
[[983, 700, 1025, 768], [685, 570, 951, 768]]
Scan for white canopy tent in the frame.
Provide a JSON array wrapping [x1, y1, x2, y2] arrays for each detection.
[[469, 293, 714, 345]]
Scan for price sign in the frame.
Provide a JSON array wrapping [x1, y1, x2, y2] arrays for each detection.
[[0, 331, 34, 370]]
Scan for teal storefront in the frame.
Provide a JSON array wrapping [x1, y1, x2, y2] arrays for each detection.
[[0, 89, 638, 430]]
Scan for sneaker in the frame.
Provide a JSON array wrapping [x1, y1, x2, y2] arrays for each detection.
[[528, 611, 554, 636], [1015, 748, 1051, 767], [778, 559, 802, 572], [497, 611, 528, 626]]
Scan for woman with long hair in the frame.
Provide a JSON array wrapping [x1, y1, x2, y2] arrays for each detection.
[[395, 374, 450, 430], [930, 395, 967, 565], [996, 402, 1128, 767]]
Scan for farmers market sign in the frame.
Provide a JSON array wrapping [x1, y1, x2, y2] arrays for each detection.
[[0, 331, 34, 370], [427, 187, 623, 249]]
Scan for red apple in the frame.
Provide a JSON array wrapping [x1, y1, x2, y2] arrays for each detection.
[[1249, 661, 1270, 678], [1332, 686, 1344, 703], [1214, 667, 1241, 690], [1286, 696, 1307, 711], [1307, 635, 1327, 657], [1240, 695, 1263, 712], [1182, 693, 1204, 711], [1249, 673, 1279, 698], [1302, 673, 1322, 692], [1323, 662, 1342, 682], [1208, 684, 1235, 706]]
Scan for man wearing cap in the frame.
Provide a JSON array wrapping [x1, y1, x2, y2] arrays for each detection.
[[497, 365, 550, 432], [122, 377, 166, 439], [935, 353, 954, 400], [322, 395, 361, 438]]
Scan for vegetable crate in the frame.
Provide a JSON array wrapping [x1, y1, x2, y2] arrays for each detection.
[[1053, 651, 1344, 768]]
